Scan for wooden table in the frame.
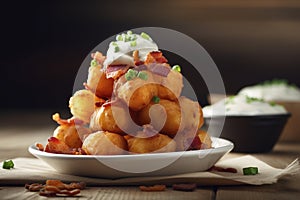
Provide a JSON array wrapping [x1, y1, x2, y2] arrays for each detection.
[[0, 111, 299, 200]]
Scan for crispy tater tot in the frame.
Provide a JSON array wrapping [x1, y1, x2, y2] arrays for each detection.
[[114, 71, 157, 111], [154, 70, 183, 101], [82, 131, 128, 155], [86, 66, 114, 98], [89, 101, 136, 134], [138, 99, 181, 137], [125, 132, 176, 154], [69, 90, 97, 123], [179, 96, 204, 130], [53, 125, 91, 148]]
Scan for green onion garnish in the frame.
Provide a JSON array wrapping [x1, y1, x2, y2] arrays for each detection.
[[2, 160, 14, 169], [172, 65, 181, 72], [111, 42, 118, 46], [90, 59, 97, 67], [125, 69, 138, 81], [130, 40, 137, 47], [246, 96, 264, 104], [116, 35, 122, 41], [127, 30, 133, 35], [243, 167, 258, 175], [152, 96, 160, 103], [137, 71, 148, 80], [141, 32, 151, 40], [114, 46, 120, 53]]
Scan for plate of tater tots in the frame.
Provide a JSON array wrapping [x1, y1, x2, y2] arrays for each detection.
[[29, 31, 233, 178]]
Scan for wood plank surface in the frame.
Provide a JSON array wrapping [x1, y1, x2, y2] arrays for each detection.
[[0, 186, 215, 200]]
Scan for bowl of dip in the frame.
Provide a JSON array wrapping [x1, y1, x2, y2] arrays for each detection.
[[238, 79, 300, 142], [203, 95, 290, 153]]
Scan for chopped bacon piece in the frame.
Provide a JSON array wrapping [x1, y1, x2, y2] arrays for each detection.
[[145, 51, 168, 64], [148, 63, 170, 77], [208, 166, 237, 173], [52, 113, 84, 126], [139, 185, 166, 192], [106, 64, 129, 79]]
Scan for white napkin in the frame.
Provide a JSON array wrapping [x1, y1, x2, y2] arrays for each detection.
[[0, 155, 299, 186]]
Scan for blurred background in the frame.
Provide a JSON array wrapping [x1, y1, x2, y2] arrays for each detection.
[[1, 0, 300, 126]]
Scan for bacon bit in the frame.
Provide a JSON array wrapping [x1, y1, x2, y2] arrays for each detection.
[[95, 96, 106, 108], [172, 183, 197, 192], [25, 180, 86, 197], [148, 63, 170, 77], [52, 113, 84, 126], [208, 166, 237, 173], [106, 64, 129, 79], [145, 51, 168, 64], [35, 143, 44, 151], [139, 185, 166, 192], [187, 136, 202, 150], [91, 51, 106, 65], [135, 64, 148, 71], [135, 60, 145, 66]]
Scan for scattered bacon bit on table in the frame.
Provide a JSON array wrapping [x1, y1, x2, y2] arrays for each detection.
[[139, 185, 166, 192], [25, 180, 86, 197], [208, 166, 238, 173], [172, 183, 197, 192]]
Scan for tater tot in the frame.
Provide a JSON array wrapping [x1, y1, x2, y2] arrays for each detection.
[[138, 99, 182, 137], [53, 124, 91, 148], [125, 133, 176, 154], [179, 96, 204, 130], [86, 66, 114, 98], [69, 90, 96, 123], [114, 71, 157, 111], [153, 70, 183, 101], [82, 131, 128, 155], [89, 102, 136, 134]]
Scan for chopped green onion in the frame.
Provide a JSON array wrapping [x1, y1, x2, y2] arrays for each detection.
[[130, 40, 137, 47], [243, 167, 258, 175], [90, 59, 97, 67], [127, 30, 133, 35], [125, 69, 138, 81], [116, 35, 122, 41], [246, 96, 264, 104], [114, 46, 120, 52], [269, 101, 277, 106], [152, 96, 160, 103], [141, 32, 151, 40], [2, 160, 14, 169], [111, 41, 118, 46], [137, 71, 148, 80], [172, 65, 181, 72]]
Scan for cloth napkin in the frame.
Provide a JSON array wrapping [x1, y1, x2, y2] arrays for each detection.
[[0, 155, 299, 186]]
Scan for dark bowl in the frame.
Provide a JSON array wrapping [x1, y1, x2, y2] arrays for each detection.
[[204, 114, 291, 153]]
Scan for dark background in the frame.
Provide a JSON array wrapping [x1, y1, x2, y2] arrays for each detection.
[[1, 0, 300, 112]]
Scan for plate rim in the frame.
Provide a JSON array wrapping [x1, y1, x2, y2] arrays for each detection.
[[28, 137, 234, 160]]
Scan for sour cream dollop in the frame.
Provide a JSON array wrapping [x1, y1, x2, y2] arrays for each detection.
[[203, 95, 287, 117], [238, 80, 300, 102], [103, 31, 158, 68]]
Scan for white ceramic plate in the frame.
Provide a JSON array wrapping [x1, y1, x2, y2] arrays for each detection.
[[29, 137, 233, 178]]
